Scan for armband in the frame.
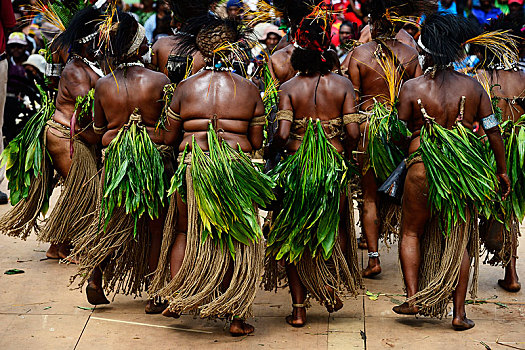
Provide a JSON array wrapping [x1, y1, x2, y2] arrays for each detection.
[[45, 63, 63, 77], [250, 115, 266, 126], [481, 114, 499, 130], [343, 113, 365, 125], [167, 107, 182, 122], [93, 124, 107, 135], [276, 110, 293, 122]]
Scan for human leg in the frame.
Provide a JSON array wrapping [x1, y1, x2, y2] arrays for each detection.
[[393, 164, 430, 315], [498, 228, 521, 292], [361, 169, 381, 277], [285, 263, 307, 327], [451, 248, 475, 330]]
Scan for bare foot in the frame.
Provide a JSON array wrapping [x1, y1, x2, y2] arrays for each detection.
[[452, 315, 475, 331], [357, 236, 368, 250], [46, 244, 60, 259], [362, 258, 381, 278], [498, 278, 521, 293], [161, 307, 181, 318], [57, 243, 71, 259], [145, 298, 168, 314], [392, 302, 419, 315], [325, 286, 343, 313], [285, 306, 306, 327], [229, 318, 255, 337], [86, 281, 109, 305]]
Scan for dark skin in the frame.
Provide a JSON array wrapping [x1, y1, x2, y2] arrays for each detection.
[[347, 37, 422, 278], [45, 43, 100, 261], [87, 40, 172, 312], [272, 71, 358, 327], [150, 36, 205, 78], [394, 63, 511, 330], [476, 68, 525, 292], [163, 68, 264, 336], [268, 44, 297, 84]]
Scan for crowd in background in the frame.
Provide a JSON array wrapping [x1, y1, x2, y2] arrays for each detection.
[[0, 0, 524, 201]]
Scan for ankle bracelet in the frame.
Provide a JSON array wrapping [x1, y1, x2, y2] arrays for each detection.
[[368, 252, 379, 258]]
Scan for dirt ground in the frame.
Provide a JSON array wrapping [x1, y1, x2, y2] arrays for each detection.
[[0, 183, 523, 350]]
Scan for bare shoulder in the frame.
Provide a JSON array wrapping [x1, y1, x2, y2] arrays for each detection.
[[351, 41, 375, 58], [61, 61, 90, 84], [152, 36, 177, 53], [143, 68, 171, 85], [271, 45, 293, 64], [400, 75, 425, 96]]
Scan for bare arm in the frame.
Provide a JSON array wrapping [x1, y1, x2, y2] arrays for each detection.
[[476, 89, 510, 199], [164, 82, 183, 147], [269, 87, 292, 154], [348, 54, 361, 105], [342, 84, 359, 153], [248, 89, 265, 150], [92, 82, 106, 145]]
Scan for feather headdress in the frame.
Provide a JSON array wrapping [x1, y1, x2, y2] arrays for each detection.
[[369, 0, 437, 36]]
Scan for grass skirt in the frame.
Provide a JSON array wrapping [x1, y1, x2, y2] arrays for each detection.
[[153, 165, 265, 320], [38, 138, 99, 244]]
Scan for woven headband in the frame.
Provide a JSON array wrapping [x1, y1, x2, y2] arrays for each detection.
[[127, 24, 146, 56]]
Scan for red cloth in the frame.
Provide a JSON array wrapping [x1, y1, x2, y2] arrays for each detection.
[[1, 0, 17, 54]]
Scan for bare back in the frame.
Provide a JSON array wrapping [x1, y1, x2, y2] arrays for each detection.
[[398, 70, 492, 154], [53, 59, 100, 130], [477, 69, 525, 123], [151, 36, 205, 79], [278, 72, 356, 154], [348, 39, 421, 111], [169, 70, 265, 152], [94, 67, 170, 147]]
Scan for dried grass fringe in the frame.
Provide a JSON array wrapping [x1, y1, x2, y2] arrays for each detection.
[[154, 166, 265, 320], [38, 139, 99, 244], [379, 200, 401, 247], [262, 181, 363, 304], [70, 174, 150, 298], [0, 153, 52, 240], [407, 210, 479, 318]]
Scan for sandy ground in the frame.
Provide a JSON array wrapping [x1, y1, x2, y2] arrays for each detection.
[[0, 182, 523, 350]]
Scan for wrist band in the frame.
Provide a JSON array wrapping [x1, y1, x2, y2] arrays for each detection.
[[167, 107, 182, 122], [367, 252, 379, 258]]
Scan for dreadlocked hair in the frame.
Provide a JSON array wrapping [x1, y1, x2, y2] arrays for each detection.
[[474, 14, 524, 69], [420, 13, 480, 67], [291, 17, 333, 74], [175, 13, 252, 64], [369, 0, 437, 36], [54, 6, 103, 54]]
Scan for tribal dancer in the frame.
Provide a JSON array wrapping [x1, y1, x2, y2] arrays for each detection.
[[346, 0, 431, 278], [267, 7, 362, 327], [394, 13, 512, 330], [473, 15, 524, 293], [150, 0, 210, 83], [151, 13, 273, 336], [0, 6, 103, 262], [71, 13, 173, 314]]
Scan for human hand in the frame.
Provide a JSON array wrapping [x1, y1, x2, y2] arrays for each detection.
[[497, 173, 511, 200]]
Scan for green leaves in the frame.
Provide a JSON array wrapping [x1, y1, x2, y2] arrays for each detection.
[[101, 121, 167, 237], [175, 124, 276, 259], [418, 118, 499, 234], [0, 83, 54, 211], [74, 89, 95, 123], [368, 102, 410, 183], [267, 120, 349, 264]]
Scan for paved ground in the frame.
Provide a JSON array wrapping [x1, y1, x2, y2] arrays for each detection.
[[0, 184, 523, 349]]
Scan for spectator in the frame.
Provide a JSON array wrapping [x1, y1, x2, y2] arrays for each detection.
[[5, 32, 37, 144], [471, 0, 502, 26], [22, 53, 46, 87], [226, 0, 244, 20], [0, 0, 16, 204], [144, 1, 172, 44], [336, 21, 359, 62], [261, 25, 283, 54], [509, 0, 524, 16]]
